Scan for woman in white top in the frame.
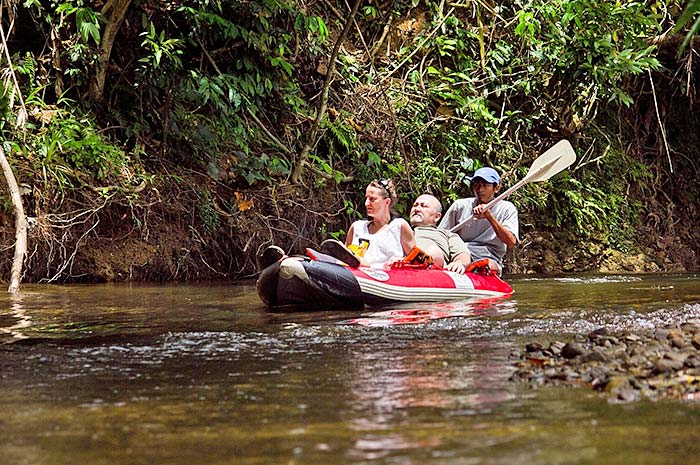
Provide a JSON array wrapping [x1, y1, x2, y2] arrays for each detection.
[[346, 179, 415, 267]]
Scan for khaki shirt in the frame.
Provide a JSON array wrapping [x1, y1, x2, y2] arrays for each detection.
[[415, 225, 469, 262]]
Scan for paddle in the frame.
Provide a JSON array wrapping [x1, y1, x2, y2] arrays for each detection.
[[449, 139, 576, 233]]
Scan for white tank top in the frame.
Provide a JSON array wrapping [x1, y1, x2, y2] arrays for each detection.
[[351, 218, 407, 267]]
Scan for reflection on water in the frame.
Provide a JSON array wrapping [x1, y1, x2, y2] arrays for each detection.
[[0, 294, 32, 341], [0, 274, 699, 464], [346, 295, 516, 326]]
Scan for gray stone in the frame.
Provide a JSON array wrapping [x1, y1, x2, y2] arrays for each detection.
[[561, 342, 585, 359], [589, 327, 610, 340], [617, 389, 641, 402], [581, 349, 609, 363], [654, 328, 670, 341], [548, 341, 566, 356], [664, 351, 688, 364], [654, 358, 684, 373]]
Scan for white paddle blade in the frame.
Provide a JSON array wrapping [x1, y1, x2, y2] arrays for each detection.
[[524, 139, 576, 183]]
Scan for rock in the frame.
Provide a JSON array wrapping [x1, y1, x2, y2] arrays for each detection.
[[682, 321, 700, 334], [626, 354, 652, 370], [654, 357, 684, 373], [561, 342, 585, 359], [589, 328, 609, 340], [548, 341, 566, 356], [664, 351, 688, 365], [670, 336, 689, 349], [692, 335, 700, 350], [594, 336, 620, 347], [616, 389, 641, 402], [525, 342, 543, 353], [583, 367, 609, 384], [654, 328, 670, 342], [628, 377, 643, 390], [642, 345, 664, 359], [628, 366, 651, 378], [668, 328, 684, 339], [581, 349, 608, 363], [603, 376, 632, 393]]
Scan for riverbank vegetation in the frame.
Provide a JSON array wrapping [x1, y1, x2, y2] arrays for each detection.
[[1, 0, 699, 284]]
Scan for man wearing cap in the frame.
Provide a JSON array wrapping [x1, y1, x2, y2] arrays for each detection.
[[438, 167, 519, 275]]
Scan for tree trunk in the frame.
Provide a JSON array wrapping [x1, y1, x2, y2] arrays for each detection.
[[0, 145, 27, 294], [290, 0, 363, 184], [90, 0, 132, 102]]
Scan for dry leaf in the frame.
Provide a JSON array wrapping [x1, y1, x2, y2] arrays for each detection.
[[234, 192, 253, 212]]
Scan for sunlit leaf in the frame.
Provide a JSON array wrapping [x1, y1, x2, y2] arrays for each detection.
[[234, 192, 254, 211]]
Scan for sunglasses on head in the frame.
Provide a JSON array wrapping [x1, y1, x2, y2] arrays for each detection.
[[375, 179, 390, 190]]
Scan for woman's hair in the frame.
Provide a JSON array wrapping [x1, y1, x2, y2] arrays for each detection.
[[369, 179, 398, 205]]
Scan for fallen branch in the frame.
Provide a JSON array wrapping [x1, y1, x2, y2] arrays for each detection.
[[0, 145, 27, 294]]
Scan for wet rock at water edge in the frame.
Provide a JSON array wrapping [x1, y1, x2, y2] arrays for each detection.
[[588, 327, 610, 340], [580, 349, 609, 363], [510, 322, 700, 402], [561, 342, 585, 359], [545, 341, 566, 356], [525, 342, 543, 353]]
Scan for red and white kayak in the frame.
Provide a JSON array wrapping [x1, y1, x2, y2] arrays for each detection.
[[256, 253, 513, 310]]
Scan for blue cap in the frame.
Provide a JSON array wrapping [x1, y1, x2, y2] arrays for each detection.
[[470, 167, 500, 185]]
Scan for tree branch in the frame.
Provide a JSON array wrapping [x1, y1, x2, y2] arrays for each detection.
[[0, 145, 27, 294], [90, 0, 132, 102], [290, 0, 363, 184]]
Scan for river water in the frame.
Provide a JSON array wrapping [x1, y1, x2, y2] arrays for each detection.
[[1, 273, 699, 464]]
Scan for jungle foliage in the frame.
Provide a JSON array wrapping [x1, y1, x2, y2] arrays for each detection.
[[1, 0, 699, 280]]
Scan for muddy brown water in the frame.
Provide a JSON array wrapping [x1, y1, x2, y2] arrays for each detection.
[[1, 274, 699, 464]]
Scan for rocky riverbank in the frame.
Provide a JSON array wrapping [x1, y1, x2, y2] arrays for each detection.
[[510, 322, 700, 402]]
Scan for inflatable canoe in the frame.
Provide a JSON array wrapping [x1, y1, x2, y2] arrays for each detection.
[[256, 252, 513, 310]]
